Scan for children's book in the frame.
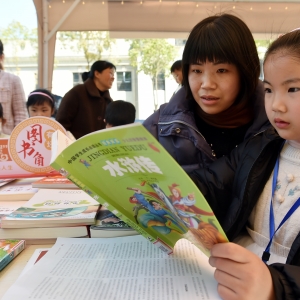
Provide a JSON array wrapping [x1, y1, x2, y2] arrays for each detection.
[[0, 178, 39, 201], [1, 189, 99, 228], [90, 205, 139, 238], [32, 175, 78, 189], [0, 239, 26, 271], [50, 123, 228, 256]]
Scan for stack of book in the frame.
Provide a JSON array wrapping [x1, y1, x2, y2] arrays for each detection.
[[0, 185, 99, 244]]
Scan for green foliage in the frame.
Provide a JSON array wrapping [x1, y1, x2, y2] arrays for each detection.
[[129, 39, 176, 79], [58, 31, 115, 69], [128, 39, 176, 110], [0, 21, 38, 67]]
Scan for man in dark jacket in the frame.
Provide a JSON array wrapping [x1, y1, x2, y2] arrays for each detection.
[[190, 127, 300, 299], [56, 61, 115, 139]]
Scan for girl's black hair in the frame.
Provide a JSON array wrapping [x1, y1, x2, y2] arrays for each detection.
[[89, 60, 116, 79], [264, 29, 300, 63], [26, 89, 55, 110], [182, 13, 260, 105]]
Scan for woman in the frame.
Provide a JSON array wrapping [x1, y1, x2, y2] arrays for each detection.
[[56, 60, 115, 139], [0, 39, 27, 135], [143, 14, 270, 173]]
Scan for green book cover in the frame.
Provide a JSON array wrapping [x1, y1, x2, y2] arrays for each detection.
[[50, 123, 228, 256]]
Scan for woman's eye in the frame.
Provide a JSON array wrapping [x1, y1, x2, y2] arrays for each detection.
[[288, 87, 300, 92], [217, 69, 227, 73], [192, 69, 201, 74], [264, 88, 271, 93]]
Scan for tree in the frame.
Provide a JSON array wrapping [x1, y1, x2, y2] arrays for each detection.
[[128, 39, 176, 111], [58, 31, 115, 70], [0, 21, 37, 70]]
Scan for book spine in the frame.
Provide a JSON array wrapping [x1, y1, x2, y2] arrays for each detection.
[[0, 240, 26, 271]]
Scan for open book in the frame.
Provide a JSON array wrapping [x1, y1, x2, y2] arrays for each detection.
[[50, 123, 228, 255]]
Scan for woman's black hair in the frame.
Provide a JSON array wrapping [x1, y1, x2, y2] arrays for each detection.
[[89, 60, 116, 79], [182, 13, 260, 105], [26, 89, 55, 110], [264, 29, 300, 63]]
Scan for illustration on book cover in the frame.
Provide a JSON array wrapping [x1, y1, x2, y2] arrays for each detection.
[[51, 124, 228, 256]]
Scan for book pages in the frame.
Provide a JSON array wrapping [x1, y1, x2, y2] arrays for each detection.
[[3, 236, 220, 300]]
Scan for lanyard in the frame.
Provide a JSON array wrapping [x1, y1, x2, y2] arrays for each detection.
[[262, 143, 300, 263]]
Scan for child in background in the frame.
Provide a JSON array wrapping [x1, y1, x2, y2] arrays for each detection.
[[104, 100, 136, 128], [0, 103, 9, 138], [27, 89, 76, 140], [191, 29, 300, 299], [26, 89, 55, 118]]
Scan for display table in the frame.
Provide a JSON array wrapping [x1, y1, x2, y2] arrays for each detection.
[[0, 244, 54, 298]]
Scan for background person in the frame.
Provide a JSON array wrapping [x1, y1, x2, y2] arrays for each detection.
[[26, 89, 55, 118], [143, 14, 270, 173], [190, 29, 300, 300], [170, 60, 183, 95], [0, 39, 27, 134], [104, 100, 136, 128], [56, 60, 115, 139]]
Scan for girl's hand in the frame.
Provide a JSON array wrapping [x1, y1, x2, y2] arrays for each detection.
[[209, 242, 275, 300]]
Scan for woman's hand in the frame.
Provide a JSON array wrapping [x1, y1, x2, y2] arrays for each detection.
[[209, 242, 275, 300]]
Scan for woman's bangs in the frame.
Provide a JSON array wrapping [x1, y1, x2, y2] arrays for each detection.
[[188, 31, 232, 65]]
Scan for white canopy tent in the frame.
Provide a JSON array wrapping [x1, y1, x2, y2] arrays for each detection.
[[33, 0, 300, 89]]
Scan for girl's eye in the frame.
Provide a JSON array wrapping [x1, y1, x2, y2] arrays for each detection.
[[217, 69, 227, 73], [288, 87, 300, 92], [264, 88, 272, 93]]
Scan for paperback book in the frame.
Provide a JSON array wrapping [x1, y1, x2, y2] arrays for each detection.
[[0, 239, 25, 271], [32, 176, 78, 189], [0, 178, 39, 201], [1, 189, 99, 228], [90, 205, 139, 238], [50, 123, 228, 256]]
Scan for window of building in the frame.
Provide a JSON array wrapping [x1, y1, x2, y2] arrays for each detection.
[[73, 72, 83, 86], [117, 71, 132, 91], [156, 72, 165, 90], [175, 39, 187, 46]]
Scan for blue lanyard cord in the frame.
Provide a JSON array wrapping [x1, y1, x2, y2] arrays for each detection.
[[262, 143, 300, 263]]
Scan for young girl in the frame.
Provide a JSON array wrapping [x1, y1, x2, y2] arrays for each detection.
[[191, 30, 300, 299], [144, 14, 270, 173], [26, 89, 55, 118]]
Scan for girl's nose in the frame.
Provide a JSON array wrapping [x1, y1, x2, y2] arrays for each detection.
[[272, 94, 287, 113]]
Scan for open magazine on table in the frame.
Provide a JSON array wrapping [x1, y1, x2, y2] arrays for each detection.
[[50, 123, 228, 255]]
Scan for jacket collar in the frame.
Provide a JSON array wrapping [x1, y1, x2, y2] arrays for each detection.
[[84, 78, 112, 101], [158, 81, 270, 139]]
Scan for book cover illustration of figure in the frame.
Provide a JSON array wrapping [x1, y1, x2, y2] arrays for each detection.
[[93, 205, 132, 230], [50, 123, 228, 256]]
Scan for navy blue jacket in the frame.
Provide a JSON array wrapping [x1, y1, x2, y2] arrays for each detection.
[[143, 82, 270, 173], [191, 127, 300, 300]]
